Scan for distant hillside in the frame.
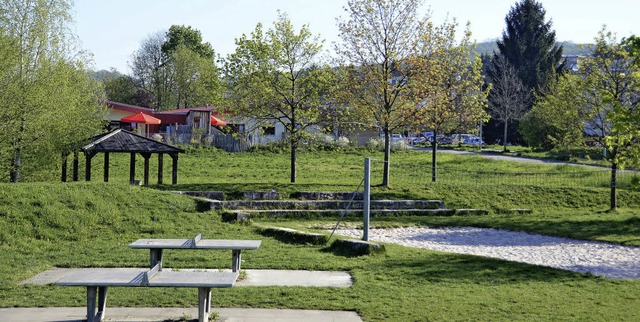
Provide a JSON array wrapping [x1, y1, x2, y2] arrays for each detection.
[[474, 41, 594, 56]]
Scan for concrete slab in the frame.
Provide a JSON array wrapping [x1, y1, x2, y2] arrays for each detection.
[[0, 307, 363, 322], [13, 269, 357, 321], [22, 268, 353, 288]]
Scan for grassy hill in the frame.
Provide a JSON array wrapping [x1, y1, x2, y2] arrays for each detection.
[[1, 149, 639, 320]]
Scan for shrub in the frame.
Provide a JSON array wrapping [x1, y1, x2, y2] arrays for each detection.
[[365, 138, 383, 151], [336, 136, 350, 147], [392, 140, 410, 151]]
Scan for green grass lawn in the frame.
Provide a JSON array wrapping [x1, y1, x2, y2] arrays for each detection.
[[1, 148, 639, 321]]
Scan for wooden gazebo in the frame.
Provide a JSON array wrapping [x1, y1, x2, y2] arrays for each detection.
[[63, 129, 184, 185]]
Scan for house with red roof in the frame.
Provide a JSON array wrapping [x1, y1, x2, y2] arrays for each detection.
[[105, 101, 229, 135]]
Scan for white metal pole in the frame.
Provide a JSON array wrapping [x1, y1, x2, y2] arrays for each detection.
[[363, 158, 371, 241]]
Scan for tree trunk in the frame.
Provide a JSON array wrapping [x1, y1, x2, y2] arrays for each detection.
[[382, 130, 390, 187], [10, 118, 26, 183], [431, 132, 438, 183], [610, 159, 617, 211], [290, 141, 297, 183], [503, 120, 508, 152]]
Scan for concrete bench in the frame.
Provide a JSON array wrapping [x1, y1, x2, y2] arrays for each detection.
[[129, 233, 261, 272], [56, 264, 238, 322]]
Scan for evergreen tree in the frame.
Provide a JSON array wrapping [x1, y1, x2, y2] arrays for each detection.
[[496, 0, 564, 93], [485, 0, 564, 145]]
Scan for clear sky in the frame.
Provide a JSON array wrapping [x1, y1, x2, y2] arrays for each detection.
[[73, 0, 640, 73]]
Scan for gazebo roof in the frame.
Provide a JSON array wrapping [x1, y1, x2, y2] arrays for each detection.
[[81, 129, 184, 154]]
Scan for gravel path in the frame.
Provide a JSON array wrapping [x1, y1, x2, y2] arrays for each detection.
[[334, 227, 640, 279]]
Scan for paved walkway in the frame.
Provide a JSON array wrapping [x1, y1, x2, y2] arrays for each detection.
[[413, 146, 598, 167], [5, 269, 360, 322], [0, 307, 362, 322]]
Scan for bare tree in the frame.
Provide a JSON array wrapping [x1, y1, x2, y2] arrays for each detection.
[[488, 55, 529, 151], [130, 32, 173, 110]]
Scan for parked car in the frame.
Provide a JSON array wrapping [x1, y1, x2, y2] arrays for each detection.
[[379, 133, 407, 143], [464, 137, 485, 146], [408, 134, 428, 145]]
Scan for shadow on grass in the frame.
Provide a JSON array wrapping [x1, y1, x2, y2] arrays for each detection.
[[374, 252, 594, 285]]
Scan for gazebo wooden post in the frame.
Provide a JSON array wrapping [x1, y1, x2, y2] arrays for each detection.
[[170, 153, 179, 185], [73, 150, 79, 181], [157, 153, 164, 185], [141, 153, 151, 186], [129, 153, 136, 184], [84, 151, 96, 181], [103, 152, 110, 182], [61, 152, 68, 182]]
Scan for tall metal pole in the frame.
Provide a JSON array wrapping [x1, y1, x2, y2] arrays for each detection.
[[363, 158, 371, 241]]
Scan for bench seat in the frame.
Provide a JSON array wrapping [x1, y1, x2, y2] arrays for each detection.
[[56, 268, 238, 322]]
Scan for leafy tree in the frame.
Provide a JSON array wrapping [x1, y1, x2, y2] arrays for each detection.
[[162, 25, 214, 60], [588, 31, 640, 210], [131, 26, 223, 109], [224, 12, 334, 183], [96, 69, 139, 103], [410, 20, 489, 182], [530, 29, 640, 210], [487, 55, 530, 151], [0, 0, 105, 182], [488, 0, 564, 145], [521, 74, 588, 151], [336, 0, 428, 187], [170, 45, 223, 108]]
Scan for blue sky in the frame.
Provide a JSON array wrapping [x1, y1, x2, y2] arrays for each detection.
[[73, 0, 640, 73]]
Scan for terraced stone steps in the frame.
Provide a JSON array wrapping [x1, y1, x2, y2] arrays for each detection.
[[236, 208, 488, 217], [209, 199, 445, 211], [173, 190, 491, 218]]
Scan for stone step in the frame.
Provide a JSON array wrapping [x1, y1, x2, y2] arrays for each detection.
[[209, 199, 445, 211], [233, 208, 488, 218]]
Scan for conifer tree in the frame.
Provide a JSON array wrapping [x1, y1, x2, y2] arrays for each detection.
[[496, 0, 564, 93], [486, 0, 564, 145]]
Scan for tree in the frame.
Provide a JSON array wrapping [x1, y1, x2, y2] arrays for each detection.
[[336, 0, 429, 187], [162, 25, 214, 60], [589, 31, 640, 210], [530, 29, 640, 210], [130, 31, 172, 109], [130, 26, 223, 109], [488, 0, 564, 145], [487, 55, 530, 151], [170, 45, 223, 108], [497, 0, 564, 92], [410, 20, 489, 182], [0, 0, 105, 182], [224, 12, 334, 183], [521, 74, 589, 151], [95, 69, 141, 104]]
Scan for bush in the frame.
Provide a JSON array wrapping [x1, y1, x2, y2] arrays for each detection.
[[365, 138, 384, 151], [336, 136, 350, 147], [392, 140, 410, 151]]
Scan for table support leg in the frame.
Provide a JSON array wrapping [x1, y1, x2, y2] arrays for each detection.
[[86, 286, 108, 322], [198, 287, 212, 322], [232, 250, 241, 272], [96, 286, 108, 321], [87, 287, 96, 322], [150, 249, 163, 270]]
